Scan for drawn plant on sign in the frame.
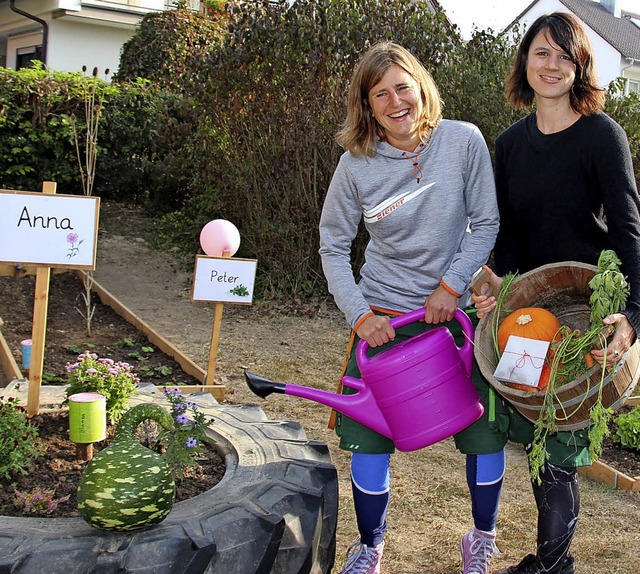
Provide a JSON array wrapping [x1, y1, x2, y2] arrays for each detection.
[[229, 284, 249, 297], [66, 232, 83, 258]]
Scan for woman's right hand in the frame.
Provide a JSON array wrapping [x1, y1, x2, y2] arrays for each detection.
[[356, 315, 395, 348], [471, 266, 504, 319]]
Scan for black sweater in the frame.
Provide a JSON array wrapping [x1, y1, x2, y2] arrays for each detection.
[[494, 112, 640, 335]]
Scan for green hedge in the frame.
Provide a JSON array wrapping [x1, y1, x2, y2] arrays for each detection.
[[0, 64, 107, 193], [0, 65, 196, 208], [2, 0, 639, 300], [157, 0, 519, 298], [115, 7, 226, 94], [606, 79, 640, 186]]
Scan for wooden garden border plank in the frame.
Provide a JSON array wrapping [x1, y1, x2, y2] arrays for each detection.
[[578, 394, 640, 492], [0, 328, 23, 386], [579, 459, 639, 492], [0, 264, 35, 277], [626, 395, 640, 407], [0, 265, 68, 278], [0, 268, 226, 399], [76, 271, 225, 401]]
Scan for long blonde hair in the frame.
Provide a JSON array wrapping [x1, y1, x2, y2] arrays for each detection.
[[336, 41, 442, 157]]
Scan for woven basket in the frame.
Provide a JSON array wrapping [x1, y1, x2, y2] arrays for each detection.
[[474, 262, 640, 431]]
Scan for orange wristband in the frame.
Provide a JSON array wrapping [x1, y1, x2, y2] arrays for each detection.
[[353, 312, 375, 333], [440, 279, 462, 298]]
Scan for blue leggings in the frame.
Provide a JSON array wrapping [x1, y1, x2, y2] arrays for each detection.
[[466, 450, 505, 532], [350, 449, 505, 545], [350, 453, 390, 547]]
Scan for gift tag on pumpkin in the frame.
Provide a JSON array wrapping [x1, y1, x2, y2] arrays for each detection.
[[494, 336, 550, 388]]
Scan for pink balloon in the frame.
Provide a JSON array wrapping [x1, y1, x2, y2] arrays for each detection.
[[199, 219, 241, 257]]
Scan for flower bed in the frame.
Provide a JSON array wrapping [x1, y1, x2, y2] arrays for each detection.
[[0, 388, 338, 573]]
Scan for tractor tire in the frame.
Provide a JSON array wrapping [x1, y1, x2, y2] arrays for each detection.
[[0, 403, 338, 574]]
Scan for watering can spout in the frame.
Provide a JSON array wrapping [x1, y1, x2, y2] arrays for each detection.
[[244, 370, 287, 398], [243, 369, 392, 438]]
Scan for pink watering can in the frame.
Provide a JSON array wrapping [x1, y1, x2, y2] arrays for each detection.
[[244, 308, 484, 452]]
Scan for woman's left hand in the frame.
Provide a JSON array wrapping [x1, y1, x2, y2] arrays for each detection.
[[424, 285, 458, 324], [590, 313, 636, 366]]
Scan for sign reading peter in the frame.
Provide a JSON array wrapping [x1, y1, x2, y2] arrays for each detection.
[[192, 256, 257, 304], [0, 189, 100, 269]]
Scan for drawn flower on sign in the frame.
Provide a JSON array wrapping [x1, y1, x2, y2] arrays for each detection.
[[66, 233, 83, 259]]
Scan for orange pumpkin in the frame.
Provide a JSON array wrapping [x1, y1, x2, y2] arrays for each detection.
[[497, 307, 562, 353]]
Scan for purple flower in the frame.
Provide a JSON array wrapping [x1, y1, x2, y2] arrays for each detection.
[[99, 358, 114, 365], [86, 368, 98, 374], [66, 233, 79, 244], [108, 369, 119, 376], [66, 363, 78, 372], [176, 414, 189, 425], [185, 437, 197, 448]]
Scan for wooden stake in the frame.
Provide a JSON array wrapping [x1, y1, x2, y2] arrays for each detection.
[[205, 251, 231, 387], [76, 443, 94, 461], [27, 181, 56, 417]]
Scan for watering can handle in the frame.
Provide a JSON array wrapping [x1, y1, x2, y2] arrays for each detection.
[[356, 308, 474, 374]]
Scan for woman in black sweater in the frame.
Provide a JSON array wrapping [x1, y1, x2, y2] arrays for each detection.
[[475, 12, 640, 574]]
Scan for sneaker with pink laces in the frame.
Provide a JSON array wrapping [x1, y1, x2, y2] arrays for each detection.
[[460, 528, 499, 574], [338, 540, 384, 574]]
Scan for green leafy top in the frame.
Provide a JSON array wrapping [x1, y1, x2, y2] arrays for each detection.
[[588, 249, 629, 328]]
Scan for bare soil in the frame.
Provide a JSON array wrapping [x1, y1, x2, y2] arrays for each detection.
[[1, 201, 639, 574], [0, 271, 205, 388], [0, 410, 225, 518]]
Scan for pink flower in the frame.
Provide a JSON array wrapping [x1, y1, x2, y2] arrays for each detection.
[[86, 368, 98, 374], [66, 233, 79, 244]]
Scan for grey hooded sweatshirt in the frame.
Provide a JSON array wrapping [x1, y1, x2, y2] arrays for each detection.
[[319, 119, 499, 329]]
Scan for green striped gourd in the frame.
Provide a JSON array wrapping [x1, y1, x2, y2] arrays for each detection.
[[77, 403, 175, 531]]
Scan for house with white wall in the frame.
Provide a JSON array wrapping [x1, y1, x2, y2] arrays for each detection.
[[509, 0, 640, 93], [0, 0, 198, 76]]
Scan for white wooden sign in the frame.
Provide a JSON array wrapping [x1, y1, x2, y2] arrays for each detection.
[[0, 190, 100, 269], [192, 255, 257, 304]]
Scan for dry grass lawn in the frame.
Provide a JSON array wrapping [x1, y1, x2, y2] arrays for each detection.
[[93, 204, 640, 574]]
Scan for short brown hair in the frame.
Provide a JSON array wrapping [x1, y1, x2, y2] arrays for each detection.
[[506, 12, 605, 115], [336, 41, 442, 157]]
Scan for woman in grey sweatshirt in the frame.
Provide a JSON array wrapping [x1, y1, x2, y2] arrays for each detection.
[[319, 41, 506, 574]]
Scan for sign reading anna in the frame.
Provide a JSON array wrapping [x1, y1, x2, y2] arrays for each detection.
[[0, 190, 100, 269]]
